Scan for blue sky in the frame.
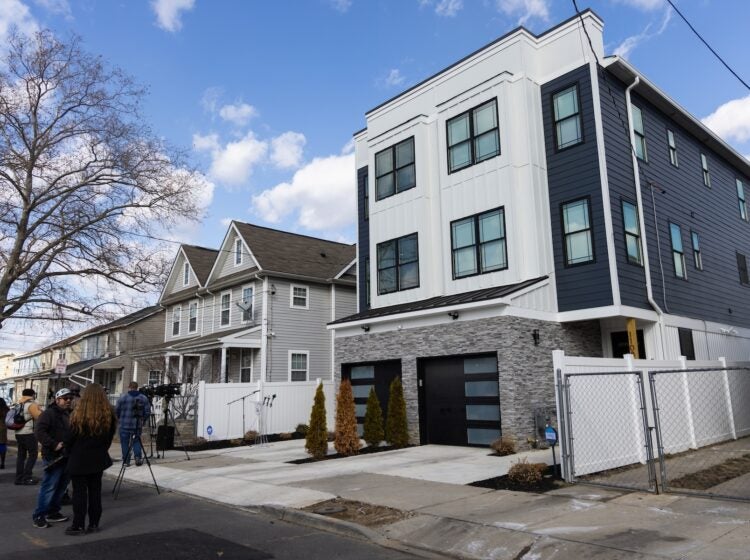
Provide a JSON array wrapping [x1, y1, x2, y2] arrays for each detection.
[[2, 0, 750, 350]]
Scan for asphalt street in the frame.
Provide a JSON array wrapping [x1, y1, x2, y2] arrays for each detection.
[[0, 459, 429, 560]]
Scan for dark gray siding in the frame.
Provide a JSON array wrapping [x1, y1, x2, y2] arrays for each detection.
[[600, 69, 750, 327], [357, 166, 369, 311], [541, 64, 613, 311]]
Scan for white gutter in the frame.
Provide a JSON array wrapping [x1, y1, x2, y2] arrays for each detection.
[[626, 76, 666, 359]]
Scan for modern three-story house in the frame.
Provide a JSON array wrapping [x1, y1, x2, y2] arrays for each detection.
[[331, 10, 750, 448]]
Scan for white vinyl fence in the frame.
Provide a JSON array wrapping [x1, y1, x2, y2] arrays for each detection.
[[554, 351, 750, 482], [195, 379, 335, 441]]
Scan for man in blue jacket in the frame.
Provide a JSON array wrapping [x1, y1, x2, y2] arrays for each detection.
[[115, 382, 150, 466]]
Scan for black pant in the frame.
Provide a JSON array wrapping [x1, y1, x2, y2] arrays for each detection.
[[71, 472, 103, 529], [15, 433, 38, 483]]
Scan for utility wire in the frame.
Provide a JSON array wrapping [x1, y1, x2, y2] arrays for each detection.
[[664, 0, 750, 91]]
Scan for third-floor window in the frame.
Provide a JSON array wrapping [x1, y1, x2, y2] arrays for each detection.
[[375, 137, 415, 200], [447, 99, 500, 173], [632, 104, 647, 161], [552, 84, 582, 150]]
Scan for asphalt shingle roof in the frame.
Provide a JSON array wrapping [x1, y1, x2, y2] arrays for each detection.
[[182, 245, 219, 286]]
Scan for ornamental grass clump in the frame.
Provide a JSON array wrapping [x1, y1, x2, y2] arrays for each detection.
[[334, 379, 361, 456], [363, 387, 384, 447], [385, 377, 409, 448], [507, 458, 547, 487], [305, 383, 328, 459], [490, 435, 517, 456]]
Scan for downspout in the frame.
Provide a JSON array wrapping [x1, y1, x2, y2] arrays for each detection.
[[625, 75, 666, 359]]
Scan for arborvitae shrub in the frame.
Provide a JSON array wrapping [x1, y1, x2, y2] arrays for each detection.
[[362, 387, 384, 447], [334, 379, 361, 456], [305, 383, 328, 459], [385, 377, 409, 448]]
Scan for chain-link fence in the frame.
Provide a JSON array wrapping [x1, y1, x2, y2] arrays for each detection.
[[557, 365, 750, 501], [558, 370, 657, 492], [650, 367, 750, 501]]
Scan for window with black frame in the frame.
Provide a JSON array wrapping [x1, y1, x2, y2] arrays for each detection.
[[701, 154, 711, 187], [451, 208, 507, 279], [552, 85, 582, 150], [375, 137, 415, 200], [621, 200, 642, 265], [447, 99, 500, 173], [737, 179, 748, 221], [377, 233, 419, 294], [691, 231, 702, 271], [561, 198, 594, 266], [738, 252, 749, 285], [667, 129, 678, 167]]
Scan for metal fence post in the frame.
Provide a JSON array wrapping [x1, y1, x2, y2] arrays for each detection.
[[648, 371, 668, 492], [555, 368, 571, 482], [636, 371, 658, 492]]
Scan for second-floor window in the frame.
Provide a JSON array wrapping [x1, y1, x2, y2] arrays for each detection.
[[670, 223, 686, 279], [290, 285, 308, 309], [242, 287, 254, 321], [290, 352, 308, 382], [375, 137, 415, 200], [188, 301, 198, 333], [183, 262, 190, 286], [667, 129, 678, 167], [552, 84, 582, 150], [220, 293, 230, 326], [691, 231, 702, 271], [701, 154, 711, 187], [632, 104, 647, 161], [234, 238, 243, 265], [561, 198, 594, 266], [451, 208, 507, 279], [622, 200, 643, 265], [377, 233, 419, 294], [738, 252, 749, 285], [447, 99, 500, 173], [737, 179, 748, 221], [172, 306, 181, 336]]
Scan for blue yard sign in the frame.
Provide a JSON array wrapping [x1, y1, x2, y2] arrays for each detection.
[[206, 425, 213, 436], [545, 425, 557, 445]]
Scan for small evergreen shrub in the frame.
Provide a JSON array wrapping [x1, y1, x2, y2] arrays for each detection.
[[507, 458, 547, 487], [385, 377, 409, 448], [363, 387, 384, 447], [334, 379, 361, 456], [305, 383, 328, 459], [243, 430, 259, 442], [491, 435, 517, 456], [295, 423, 309, 437]]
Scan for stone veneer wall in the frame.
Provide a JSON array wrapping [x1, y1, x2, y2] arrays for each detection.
[[334, 315, 601, 447]]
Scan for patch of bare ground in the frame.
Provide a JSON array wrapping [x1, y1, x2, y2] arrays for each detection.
[[669, 453, 750, 490], [303, 498, 413, 527]]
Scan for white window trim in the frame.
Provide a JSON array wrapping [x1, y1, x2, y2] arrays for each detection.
[[240, 284, 255, 324], [188, 300, 198, 333], [219, 291, 232, 327], [290, 284, 309, 309], [288, 350, 309, 382], [234, 238, 243, 266], [240, 348, 253, 383], [183, 262, 190, 286], [172, 305, 182, 336]]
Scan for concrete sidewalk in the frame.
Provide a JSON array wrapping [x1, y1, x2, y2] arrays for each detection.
[[111, 441, 750, 559]]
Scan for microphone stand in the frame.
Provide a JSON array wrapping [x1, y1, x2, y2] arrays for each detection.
[[227, 390, 260, 440]]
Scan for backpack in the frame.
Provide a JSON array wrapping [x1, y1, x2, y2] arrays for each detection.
[[5, 402, 27, 430]]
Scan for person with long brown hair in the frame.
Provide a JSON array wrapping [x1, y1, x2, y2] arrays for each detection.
[[64, 383, 117, 535]]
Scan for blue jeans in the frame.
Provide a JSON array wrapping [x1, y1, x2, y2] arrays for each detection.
[[33, 458, 70, 520], [120, 429, 142, 463]]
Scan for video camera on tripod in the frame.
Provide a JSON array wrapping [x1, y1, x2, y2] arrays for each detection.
[[138, 383, 182, 400]]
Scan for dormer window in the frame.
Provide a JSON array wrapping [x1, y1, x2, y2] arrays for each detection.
[[183, 262, 190, 286], [234, 238, 243, 265]]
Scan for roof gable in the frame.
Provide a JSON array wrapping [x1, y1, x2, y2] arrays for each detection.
[[205, 222, 261, 286]]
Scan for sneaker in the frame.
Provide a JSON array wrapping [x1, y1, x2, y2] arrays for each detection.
[[25, 478, 40, 485], [135, 459, 143, 466], [33, 517, 50, 529], [65, 526, 86, 536], [46, 512, 69, 523], [86, 525, 100, 534]]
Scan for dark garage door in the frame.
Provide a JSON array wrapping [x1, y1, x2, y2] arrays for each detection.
[[419, 354, 501, 447], [342, 360, 401, 436]]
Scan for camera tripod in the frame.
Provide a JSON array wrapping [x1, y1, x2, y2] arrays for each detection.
[[112, 415, 160, 499], [154, 396, 191, 460]]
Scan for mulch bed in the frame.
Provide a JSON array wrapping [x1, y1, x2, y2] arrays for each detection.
[[669, 453, 750, 490], [303, 498, 412, 527], [176, 433, 303, 452], [469, 466, 566, 493], [287, 444, 410, 464]]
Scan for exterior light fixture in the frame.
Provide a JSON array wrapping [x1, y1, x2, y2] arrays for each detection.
[[532, 329, 540, 346], [448, 311, 459, 320], [361, 325, 370, 332]]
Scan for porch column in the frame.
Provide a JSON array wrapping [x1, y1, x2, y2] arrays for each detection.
[[220, 347, 227, 384], [132, 359, 139, 383], [178, 354, 184, 384]]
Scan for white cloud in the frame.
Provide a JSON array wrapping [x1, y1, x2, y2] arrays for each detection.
[[218, 102, 258, 126], [151, 0, 195, 32], [201, 87, 223, 114], [194, 131, 268, 187], [0, 0, 39, 44], [220, 217, 233, 227], [329, 0, 351, 13], [270, 132, 306, 169], [385, 68, 406, 87], [613, 0, 666, 11], [495, 0, 549, 26], [435, 0, 463, 17], [252, 153, 356, 231], [702, 95, 750, 144], [613, 7, 672, 59], [33, 0, 72, 18]]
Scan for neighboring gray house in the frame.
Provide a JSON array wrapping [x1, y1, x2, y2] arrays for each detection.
[[136, 221, 356, 388]]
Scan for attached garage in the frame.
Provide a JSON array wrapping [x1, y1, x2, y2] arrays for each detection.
[[342, 360, 401, 435], [418, 354, 501, 446]]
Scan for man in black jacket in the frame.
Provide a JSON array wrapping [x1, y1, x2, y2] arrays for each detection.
[[32, 388, 73, 529]]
